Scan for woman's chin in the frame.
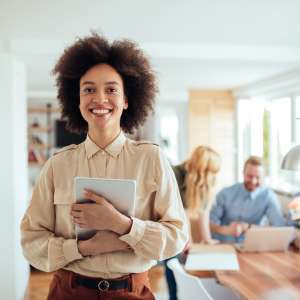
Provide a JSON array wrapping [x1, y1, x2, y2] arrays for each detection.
[[90, 115, 112, 128], [90, 118, 122, 135]]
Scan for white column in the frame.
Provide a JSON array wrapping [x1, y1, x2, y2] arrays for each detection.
[[0, 54, 29, 300]]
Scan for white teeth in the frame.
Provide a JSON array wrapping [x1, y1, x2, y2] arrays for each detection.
[[91, 109, 110, 115]]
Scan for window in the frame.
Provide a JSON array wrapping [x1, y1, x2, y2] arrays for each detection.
[[268, 97, 292, 181], [295, 96, 300, 144], [238, 97, 295, 188], [157, 102, 188, 165], [237, 98, 264, 180], [236, 70, 300, 194], [159, 108, 179, 164]]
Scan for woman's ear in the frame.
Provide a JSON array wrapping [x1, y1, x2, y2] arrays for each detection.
[[124, 98, 128, 110]]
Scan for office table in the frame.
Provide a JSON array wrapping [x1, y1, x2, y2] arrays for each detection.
[[191, 249, 300, 300]]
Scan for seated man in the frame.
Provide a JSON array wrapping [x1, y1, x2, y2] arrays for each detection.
[[210, 156, 291, 242]]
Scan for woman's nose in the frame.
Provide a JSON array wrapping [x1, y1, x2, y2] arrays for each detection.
[[93, 90, 108, 103]]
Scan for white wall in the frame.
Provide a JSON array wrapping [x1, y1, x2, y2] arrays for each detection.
[[0, 54, 29, 300]]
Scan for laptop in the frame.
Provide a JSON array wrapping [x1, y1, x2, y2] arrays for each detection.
[[235, 226, 295, 252]]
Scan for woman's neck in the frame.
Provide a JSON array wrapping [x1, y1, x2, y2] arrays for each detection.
[[88, 126, 121, 149]]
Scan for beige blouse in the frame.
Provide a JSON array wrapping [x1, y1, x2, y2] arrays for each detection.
[[21, 132, 188, 278]]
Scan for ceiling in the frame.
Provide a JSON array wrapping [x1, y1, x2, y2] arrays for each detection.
[[1, 0, 300, 102]]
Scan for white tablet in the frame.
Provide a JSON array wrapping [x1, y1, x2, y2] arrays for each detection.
[[74, 176, 136, 240]]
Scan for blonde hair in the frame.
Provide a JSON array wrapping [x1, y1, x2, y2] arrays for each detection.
[[184, 146, 221, 212]]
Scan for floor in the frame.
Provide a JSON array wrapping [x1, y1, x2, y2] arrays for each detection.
[[23, 266, 169, 300]]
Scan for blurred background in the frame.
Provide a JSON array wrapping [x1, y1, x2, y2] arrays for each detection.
[[1, 0, 300, 299]]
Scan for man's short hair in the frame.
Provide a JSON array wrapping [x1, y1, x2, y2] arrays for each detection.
[[243, 156, 262, 172]]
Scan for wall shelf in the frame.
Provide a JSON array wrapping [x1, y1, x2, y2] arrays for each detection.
[[28, 126, 52, 133], [29, 144, 52, 150], [27, 103, 59, 170], [28, 107, 60, 114]]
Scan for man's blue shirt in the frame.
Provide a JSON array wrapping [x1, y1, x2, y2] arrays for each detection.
[[210, 183, 289, 242]]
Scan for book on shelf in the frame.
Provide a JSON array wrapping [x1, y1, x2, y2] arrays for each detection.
[[28, 147, 46, 165], [35, 149, 46, 164], [31, 135, 44, 145], [28, 135, 47, 165], [28, 149, 38, 163]]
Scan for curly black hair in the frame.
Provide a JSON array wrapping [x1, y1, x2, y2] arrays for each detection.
[[52, 33, 157, 134]]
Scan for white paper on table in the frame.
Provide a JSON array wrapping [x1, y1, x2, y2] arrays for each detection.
[[185, 244, 240, 271]]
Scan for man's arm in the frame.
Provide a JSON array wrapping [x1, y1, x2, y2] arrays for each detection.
[[265, 189, 289, 226], [210, 190, 249, 237], [209, 191, 235, 236], [210, 222, 249, 237], [211, 222, 234, 236]]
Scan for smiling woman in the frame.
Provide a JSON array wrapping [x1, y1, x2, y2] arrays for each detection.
[[20, 33, 188, 300], [79, 64, 128, 148], [52, 34, 156, 135]]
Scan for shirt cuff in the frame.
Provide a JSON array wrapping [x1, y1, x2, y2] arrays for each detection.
[[63, 239, 83, 262], [119, 217, 146, 248]]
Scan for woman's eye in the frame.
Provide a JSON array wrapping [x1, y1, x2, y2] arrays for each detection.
[[106, 87, 118, 94], [83, 87, 95, 94]]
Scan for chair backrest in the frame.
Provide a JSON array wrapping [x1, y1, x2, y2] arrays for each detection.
[[166, 258, 213, 300]]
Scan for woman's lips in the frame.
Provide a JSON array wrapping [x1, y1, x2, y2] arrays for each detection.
[[89, 108, 113, 116]]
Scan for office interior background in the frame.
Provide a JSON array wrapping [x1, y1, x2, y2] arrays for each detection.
[[1, 0, 300, 299]]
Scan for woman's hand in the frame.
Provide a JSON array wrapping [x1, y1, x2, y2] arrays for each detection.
[[71, 190, 132, 235], [78, 230, 131, 256]]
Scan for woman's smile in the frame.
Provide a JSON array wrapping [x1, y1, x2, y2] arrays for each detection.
[[89, 107, 113, 117]]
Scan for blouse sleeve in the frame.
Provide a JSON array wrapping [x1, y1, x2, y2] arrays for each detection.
[[20, 159, 82, 272], [119, 148, 189, 260]]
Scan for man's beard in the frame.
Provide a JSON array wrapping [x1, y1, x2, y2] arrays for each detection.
[[244, 182, 258, 192]]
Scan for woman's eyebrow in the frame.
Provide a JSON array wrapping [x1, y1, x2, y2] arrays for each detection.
[[105, 81, 120, 86], [80, 80, 120, 86], [80, 80, 95, 86]]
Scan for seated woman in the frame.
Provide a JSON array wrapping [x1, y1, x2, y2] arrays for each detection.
[[164, 145, 221, 300]]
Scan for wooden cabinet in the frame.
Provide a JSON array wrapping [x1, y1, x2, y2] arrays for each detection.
[[188, 90, 236, 188]]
